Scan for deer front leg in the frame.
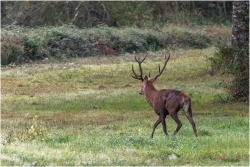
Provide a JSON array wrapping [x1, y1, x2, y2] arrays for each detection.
[[151, 117, 161, 138], [160, 112, 169, 137]]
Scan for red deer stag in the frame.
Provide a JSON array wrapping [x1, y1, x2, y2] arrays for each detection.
[[132, 54, 197, 138]]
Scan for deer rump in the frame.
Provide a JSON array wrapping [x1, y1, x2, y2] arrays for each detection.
[[152, 89, 191, 117]]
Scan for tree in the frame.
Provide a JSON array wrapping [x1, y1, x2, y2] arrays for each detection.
[[209, 1, 248, 102], [231, 1, 249, 101], [232, 1, 249, 48]]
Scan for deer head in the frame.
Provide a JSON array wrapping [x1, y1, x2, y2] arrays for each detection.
[[132, 54, 170, 95]]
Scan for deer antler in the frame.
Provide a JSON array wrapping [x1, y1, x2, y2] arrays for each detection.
[[153, 54, 170, 81], [131, 54, 147, 81]]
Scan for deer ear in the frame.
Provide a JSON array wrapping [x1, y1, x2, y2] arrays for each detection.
[[144, 76, 148, 81]]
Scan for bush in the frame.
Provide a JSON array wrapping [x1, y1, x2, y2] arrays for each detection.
[[1, 37, 23, 65], [1, 25, 212, 65], [209, 43, 249, 102], [23, 36, 48, 61], [146, 34, 160, 51]]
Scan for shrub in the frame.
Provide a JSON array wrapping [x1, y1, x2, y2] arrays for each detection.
[[209, 43, 249, 102], [1, 25, 213, 65], [23, 37, 46, 61], [146, 34, 160, 51], [1, 37, 23, 65]]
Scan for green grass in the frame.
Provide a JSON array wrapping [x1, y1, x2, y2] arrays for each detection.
[[1, 47, 249, 166]]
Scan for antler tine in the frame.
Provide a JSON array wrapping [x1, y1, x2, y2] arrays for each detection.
[[141, 54, 148, 62], [131, 54, 148, 81], [132, 61, 144, 81], [138, 54, 147, 79], [153, 54, 170, 81], [131, 64, 141, 80], [165, 53, 170, 62], [134, 54, 147, 64]]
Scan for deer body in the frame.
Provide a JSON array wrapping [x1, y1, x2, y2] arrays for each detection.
[[132, 54, 197, 138]]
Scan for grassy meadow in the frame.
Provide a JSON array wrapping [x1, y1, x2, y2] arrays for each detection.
[[1, 46, 249, 166]]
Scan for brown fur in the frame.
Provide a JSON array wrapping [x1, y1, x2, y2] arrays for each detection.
[[142, 76, 197, 137], [132, 54, 197, 138]]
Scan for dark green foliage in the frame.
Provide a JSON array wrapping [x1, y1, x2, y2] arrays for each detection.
[[183, 33, 211, 48], [125, 39, 139, 53], [1, 25, 212, 65], [210, 44, 235, 74], [24, 38, 41, 61], [231, 47, 249, 101], [146, 35, 160, 51], [210, 2, 249, 102], [1, 38, 22, 65], [51, 31, 68, 41], [209, 43, 249, 102]]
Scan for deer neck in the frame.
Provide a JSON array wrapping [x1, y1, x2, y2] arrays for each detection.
[[144, 83, 158, 107]]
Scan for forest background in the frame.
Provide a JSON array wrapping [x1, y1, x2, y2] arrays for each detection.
[[1, 1, 233, 28]]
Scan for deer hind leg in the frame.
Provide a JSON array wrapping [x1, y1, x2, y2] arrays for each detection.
[[160, 112, 169, 137], [183, 104, 198, 137], [151, 117, 161, 138], [169, 111, 182, 136]]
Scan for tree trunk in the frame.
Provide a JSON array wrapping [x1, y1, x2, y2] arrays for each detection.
[[223, 1, 227, 16], [232, 1, 249, 48], [231, 1, 249, 101]]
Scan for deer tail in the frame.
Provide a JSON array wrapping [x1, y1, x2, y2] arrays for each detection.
[[183, 94, 192, 117]]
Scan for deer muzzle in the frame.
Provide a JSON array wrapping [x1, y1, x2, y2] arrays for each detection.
[[139, 91, 144, 95]]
